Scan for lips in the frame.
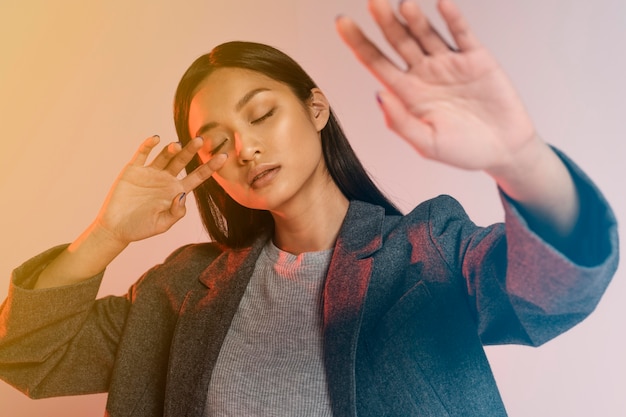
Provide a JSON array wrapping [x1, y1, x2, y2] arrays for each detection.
[[247, 163, 280, 188]]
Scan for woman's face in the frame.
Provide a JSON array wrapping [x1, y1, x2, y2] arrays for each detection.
[[188, 67, 331, 214]]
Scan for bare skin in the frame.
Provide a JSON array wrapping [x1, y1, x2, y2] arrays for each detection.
[[35, 0, 578, 289], [34, 137, 227, 289], [188, 68, 349, 255], [336, 0, 579, 238]]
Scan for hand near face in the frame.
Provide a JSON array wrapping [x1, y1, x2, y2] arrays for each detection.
[[336, 0, 537, 173], [94, 136, 226, 246]]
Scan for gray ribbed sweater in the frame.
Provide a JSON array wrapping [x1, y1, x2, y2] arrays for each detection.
[[205, 240, 334, 417]]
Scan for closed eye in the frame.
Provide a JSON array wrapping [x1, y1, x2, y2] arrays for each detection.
[[251, 109, 274, 125], [209, 138, 228, 156]]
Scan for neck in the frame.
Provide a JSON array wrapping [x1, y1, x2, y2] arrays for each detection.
[[270, 181, 349, 255]]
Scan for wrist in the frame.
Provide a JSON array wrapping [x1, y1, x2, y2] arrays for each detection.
[[486, 132, 545, 192], [487, 137, 579, 237], [84, 220, 130, 253], [34, 222, 129, 289]]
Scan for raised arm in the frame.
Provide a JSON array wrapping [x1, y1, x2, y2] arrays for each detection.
[[34, 136, 226, 289], [336, 0, 579, 243]]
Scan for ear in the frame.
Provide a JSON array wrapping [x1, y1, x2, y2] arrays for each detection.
[[308, 88, 330, 132]]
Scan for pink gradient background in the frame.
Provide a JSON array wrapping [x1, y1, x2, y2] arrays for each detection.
[[1, 0, 624, 415]]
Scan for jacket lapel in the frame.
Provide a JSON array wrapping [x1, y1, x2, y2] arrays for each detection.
[[164, 236, 268, 417], [323, 201, 385, 417], [162, 200, 385, 417]]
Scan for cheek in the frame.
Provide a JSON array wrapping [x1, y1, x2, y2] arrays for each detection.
[[212, 166, 244, 198], [197, 152, 210, 165], [212, 170, 233, 191], [279, 117, 321, 156], [213, 173, 257, 208]]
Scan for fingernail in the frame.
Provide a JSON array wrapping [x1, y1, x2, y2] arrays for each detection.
[[179, 192, 186, 203], [216, 153, 228, 161], [153, 134, 160, 139], [335, 14, 344, 22]]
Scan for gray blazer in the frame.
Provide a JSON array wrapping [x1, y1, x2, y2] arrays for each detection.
[[0, 154, 619, 417]]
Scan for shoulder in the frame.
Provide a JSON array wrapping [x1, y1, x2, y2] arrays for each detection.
[[343, 196, 477, 247], [129, 242, 226, 297], [378, 195, 497, 271], [162, 242, 225, 265], [409, 194, 468, 219], [383, 194, 474, 233]]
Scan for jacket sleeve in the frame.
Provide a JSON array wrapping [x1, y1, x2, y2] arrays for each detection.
[[0, 245, 131, 398], [429, 149, 619, 347]]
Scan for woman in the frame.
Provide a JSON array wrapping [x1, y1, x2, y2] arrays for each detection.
[[0, 0, 618, 416]]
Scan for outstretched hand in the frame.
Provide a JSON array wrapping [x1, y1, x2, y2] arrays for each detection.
[[94, 136, 226, 246], [35, 136, 227, 289], [336, 0, 537, 174]]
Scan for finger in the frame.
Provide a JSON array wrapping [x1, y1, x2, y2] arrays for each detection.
[[336, 15, 404, 90], [180, 153, 228, 192], [399, 0, 454, 55], [438, 0, 481, 51], [129, 135, 160, 166], [165, 136, 204, 175], [367, 0, 425, 66], [376, 90, 435, 158], [150, 141, 182, 170]]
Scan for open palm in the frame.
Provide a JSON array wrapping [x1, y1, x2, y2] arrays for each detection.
[[94, 136, 226, 245], [337, 0, 537, 172]]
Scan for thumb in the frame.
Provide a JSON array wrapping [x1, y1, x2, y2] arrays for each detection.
[[168, 192, 188, 221], [152, 192, 188, 236]]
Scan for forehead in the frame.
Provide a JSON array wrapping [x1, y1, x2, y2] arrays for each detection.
[[188, 67, 300, 137], [191, 67, 288, 109]]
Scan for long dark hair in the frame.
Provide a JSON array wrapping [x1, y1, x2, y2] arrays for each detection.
[[174, 41, 401, 248]]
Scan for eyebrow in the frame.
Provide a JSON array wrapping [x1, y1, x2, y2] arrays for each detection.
[[193, 87, 271, 138]]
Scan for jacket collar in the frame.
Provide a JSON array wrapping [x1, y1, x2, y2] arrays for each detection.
[[333, 200, 385, 258], [164, 237, 267, 417], [322, 200, 385, 417], [165, 200, 386, 417]]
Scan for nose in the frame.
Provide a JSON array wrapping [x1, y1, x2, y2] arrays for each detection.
[[235, 131, 262, 164]]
